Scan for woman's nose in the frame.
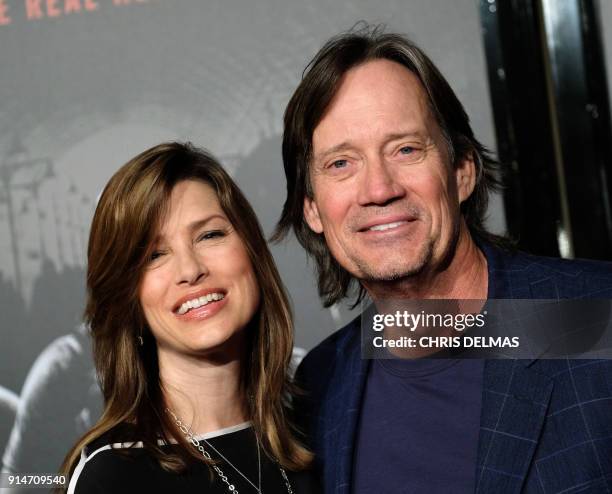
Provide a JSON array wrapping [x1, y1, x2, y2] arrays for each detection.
[[175, 249, 208, 285]]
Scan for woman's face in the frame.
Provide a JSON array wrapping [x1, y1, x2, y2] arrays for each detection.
[[139, 180, 260, 357]]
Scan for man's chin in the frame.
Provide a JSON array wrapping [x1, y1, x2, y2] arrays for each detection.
[[360, 263, 427, 283], [353, 245, 433, 283]]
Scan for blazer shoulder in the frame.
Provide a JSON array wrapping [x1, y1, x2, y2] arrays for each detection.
[[291, 315, 362, 445], [519, 252, 612, 296], [488, 244, 612, 298], [293, 314, 362, 405], [296, 314, 361, 380]]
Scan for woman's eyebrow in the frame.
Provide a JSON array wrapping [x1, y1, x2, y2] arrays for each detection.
[[185, 214, 227, 234], [154, 214, 228, 242]]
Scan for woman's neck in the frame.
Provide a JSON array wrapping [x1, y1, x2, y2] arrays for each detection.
[[158, 346, 249, 435]]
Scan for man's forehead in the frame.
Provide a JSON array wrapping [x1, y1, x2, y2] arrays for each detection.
[[336, 59, 426, 95], [312, 59, 437, 151]]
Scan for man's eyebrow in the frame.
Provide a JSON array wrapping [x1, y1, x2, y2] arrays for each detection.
[[313, 141, 354, 163], [384, 131, 424, 142], [313, 132, 425, 163]]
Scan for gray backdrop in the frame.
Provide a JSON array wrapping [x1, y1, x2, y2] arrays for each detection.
[[0, 0, 504, 478]]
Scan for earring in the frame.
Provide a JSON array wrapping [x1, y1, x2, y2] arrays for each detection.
[[137, 334, 144, 346]]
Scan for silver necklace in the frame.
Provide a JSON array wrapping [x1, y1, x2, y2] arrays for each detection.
[[166, 408, 294, 494], [202, 432, 262, 492]]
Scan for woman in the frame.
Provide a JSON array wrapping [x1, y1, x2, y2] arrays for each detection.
[[61, 142, 316, 493]]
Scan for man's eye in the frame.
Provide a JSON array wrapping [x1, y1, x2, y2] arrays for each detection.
[[400, 146, 415, 155], [197, 230, 225, 241], [330, 159, 348, 169]]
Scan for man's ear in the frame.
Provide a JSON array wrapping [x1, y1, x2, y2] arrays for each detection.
[[455, 152, 477, 204], [303, 196, 324, 234]]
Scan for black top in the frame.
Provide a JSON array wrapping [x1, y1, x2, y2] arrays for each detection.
[[69, 422, 319, 493]]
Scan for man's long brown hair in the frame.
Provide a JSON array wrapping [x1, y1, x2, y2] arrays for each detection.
[[60, 142, 311, 483], [274, 24, 504, 307]]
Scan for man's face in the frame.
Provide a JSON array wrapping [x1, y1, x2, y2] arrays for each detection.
[[304, 59, 475, 284]]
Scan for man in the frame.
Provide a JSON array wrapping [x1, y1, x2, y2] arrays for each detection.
[[275, 27, 612, 493]]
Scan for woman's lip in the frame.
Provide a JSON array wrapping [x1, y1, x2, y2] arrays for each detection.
[[172, 288, 226, 312], [174, 294, 228, 321]]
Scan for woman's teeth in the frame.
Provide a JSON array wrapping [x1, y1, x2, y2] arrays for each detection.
[[177, 293, 224, 315]]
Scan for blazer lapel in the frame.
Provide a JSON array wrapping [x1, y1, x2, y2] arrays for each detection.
[[476, 242, 554, 493], [476, 360, 553, 493], [324, 325, 369, 494]]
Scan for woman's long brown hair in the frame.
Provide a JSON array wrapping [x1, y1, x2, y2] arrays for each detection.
[[59, 142, 311, 484]]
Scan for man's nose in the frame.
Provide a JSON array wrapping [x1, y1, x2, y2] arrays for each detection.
[[357, 156, 405, 206], [175, 249, 208, 285]]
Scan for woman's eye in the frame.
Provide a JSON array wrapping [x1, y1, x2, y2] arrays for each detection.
[[149, 250, 165, 262], [198, 230, 225, 241]]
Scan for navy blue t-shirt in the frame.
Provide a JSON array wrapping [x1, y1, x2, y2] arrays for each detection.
[[352, 357, 484, 493]]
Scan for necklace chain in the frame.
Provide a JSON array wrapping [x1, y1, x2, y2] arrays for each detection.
[[166, 408, 294, 494], [201, 430, 262, 492]]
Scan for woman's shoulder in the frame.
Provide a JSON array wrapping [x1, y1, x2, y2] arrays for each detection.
[[83, 422, 141, 453], [67, 424, 153, 494]]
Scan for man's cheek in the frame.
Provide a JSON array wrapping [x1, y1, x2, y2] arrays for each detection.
[[320, 199, 347, 228]]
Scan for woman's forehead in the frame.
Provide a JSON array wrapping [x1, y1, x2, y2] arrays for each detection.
[[157, 181, 226, 236]]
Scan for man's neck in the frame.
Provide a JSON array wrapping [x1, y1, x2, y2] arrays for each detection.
[[364, 227, 488, 300]]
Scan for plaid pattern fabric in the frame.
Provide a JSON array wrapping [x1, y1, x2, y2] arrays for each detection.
[[476, 244, 612, 493], [294, 243, 612, 494]]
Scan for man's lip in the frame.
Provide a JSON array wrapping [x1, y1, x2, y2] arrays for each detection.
[[172, 288, 227, 313], [357, 215, 417, 232]]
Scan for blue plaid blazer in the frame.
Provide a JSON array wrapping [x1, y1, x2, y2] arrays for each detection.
[[294, 243, 612, 493]]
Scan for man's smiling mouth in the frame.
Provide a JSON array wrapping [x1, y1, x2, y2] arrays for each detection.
[[366, 220, 409, 232]]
